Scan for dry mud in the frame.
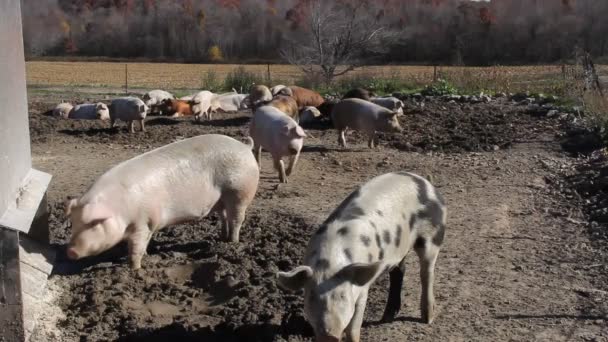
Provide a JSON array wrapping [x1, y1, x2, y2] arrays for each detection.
[[28, 90, 608, 341]]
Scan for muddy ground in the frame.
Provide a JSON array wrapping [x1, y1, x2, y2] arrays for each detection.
[[27, 88, 608, 341]]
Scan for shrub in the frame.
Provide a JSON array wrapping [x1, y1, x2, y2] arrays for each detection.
[[200, 70, 221, 92], [335, 74, 402, 95], [583, 91, 608, 142], [224, 66, 263, 93], [421, 78, 459, 96]]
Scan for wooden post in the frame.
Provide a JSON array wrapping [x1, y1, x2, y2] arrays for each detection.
[[433, 65, 438, 82], [0, 227, 24, 342], [267, 64, 271, 84], [562, 64, 566, 80], [125, 63, 128, 95]]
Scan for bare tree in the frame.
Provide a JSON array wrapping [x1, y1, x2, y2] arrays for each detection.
[[281, 0, 393, 85]]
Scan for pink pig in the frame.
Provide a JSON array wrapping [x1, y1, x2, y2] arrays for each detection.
[[249, 105, 306, 183], [65, 134, 259, 269]]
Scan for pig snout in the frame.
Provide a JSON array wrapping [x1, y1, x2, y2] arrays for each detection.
[[66, 247, 80, 260]]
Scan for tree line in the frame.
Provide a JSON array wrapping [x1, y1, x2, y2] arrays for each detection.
[[21, 0, 608, 65]]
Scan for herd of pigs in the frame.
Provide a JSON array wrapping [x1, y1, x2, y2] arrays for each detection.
[[57, 84, 444, 342]]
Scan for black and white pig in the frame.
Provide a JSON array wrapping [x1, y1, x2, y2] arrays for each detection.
[[277, 171, 446, 342]]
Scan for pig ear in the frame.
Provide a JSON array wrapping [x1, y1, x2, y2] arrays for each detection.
[[338, 261, 383, 287], [81, 203, 112, 225], [64, 198, 77, 217], [276, 266, 313, 291], [293, 125, 306, 138]]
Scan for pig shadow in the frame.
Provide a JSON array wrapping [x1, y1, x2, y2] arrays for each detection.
[[116, 321, 284, 342], [51, 242, 128, 275], [300, 120, 333, 131], [301, 145, 331, 153], [58, 127, 119, 136], [363, 315, 423, 327], [147, 239, 216, 260], [145, 117, 182, 126], [193, 116, 250, 127]]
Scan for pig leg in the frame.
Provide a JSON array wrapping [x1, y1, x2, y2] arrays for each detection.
[[143, 231, 154, 255], [345, 290, 368, 342], [272, 155, 287, 183], [128, 224, 152, 270], [128, 121, 135, 133], [338, 129, 347, 147], [382, 259, 407, 322], [253, 144, 262, 170], [223, 198, 248, 243], [110, 118, 116, 129], [139, 119, 146, 132], [415, 241, 440, 323], [285, 150, 300, 176], [214, 201, 230, 240], [367, 132, 376, 149], [220, 208, 229, 240]]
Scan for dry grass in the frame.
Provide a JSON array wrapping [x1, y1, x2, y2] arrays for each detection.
[[25, 61, 608, 95]]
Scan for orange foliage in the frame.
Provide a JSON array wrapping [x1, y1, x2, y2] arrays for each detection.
[[217, 0, 240, 10], [479, 7, 496, 26]]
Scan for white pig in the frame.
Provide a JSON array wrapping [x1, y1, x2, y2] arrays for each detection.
[[331, 98, 402, 148], [53, 102, 73, 119], [180, 94, 195, 101], [143, 89, 174, 115], [109, 97, 148, 133], [249, 106, 306, 183], [69, 103, 110, 120], [65, 134, 260, 269], [270, 84, 287, 96], [191, 90, 214, 121], [277, 172, 446, 342], [370, 96, 405, 114], [211, 94, 249, 113]]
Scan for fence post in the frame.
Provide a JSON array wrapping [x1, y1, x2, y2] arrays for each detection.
[[125, 64, 128, 95], [267, 64, 271, 84], [433, 65, 438, 82], [562, 64, 566, 80]]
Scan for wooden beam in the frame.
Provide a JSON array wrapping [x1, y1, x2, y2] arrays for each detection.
[[0, 227, 24, 342]]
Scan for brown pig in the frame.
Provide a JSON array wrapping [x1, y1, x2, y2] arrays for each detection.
[[161, 98, 193, 117]]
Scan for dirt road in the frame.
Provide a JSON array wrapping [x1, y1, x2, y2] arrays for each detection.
[[27, 90, 608, 341]]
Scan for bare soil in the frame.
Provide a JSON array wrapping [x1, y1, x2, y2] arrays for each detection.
[[28, 89, 608, 341]]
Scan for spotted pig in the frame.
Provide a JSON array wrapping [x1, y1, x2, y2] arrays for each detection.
[[277, 172, 446, 342]]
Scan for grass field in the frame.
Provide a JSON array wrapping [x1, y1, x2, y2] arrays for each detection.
[[25, 61, 608, 95]]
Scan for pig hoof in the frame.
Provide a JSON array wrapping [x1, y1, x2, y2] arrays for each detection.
[[421, 312, 434, 324], [130, 258, 143, 270]]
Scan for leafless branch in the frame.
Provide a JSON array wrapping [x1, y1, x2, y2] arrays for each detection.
[[280, 0, 394, 84]]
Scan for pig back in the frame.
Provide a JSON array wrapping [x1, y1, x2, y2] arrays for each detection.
[[84, 134, 258, 224], [251, 106, 299, 153], [110, 97, 147, 121], [331, 98, 383, 131], [69, 104, 97, 119]]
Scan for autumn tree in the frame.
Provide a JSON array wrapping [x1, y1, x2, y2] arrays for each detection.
[[208, 45, 224, 62], [280, 0, 394, 85]]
